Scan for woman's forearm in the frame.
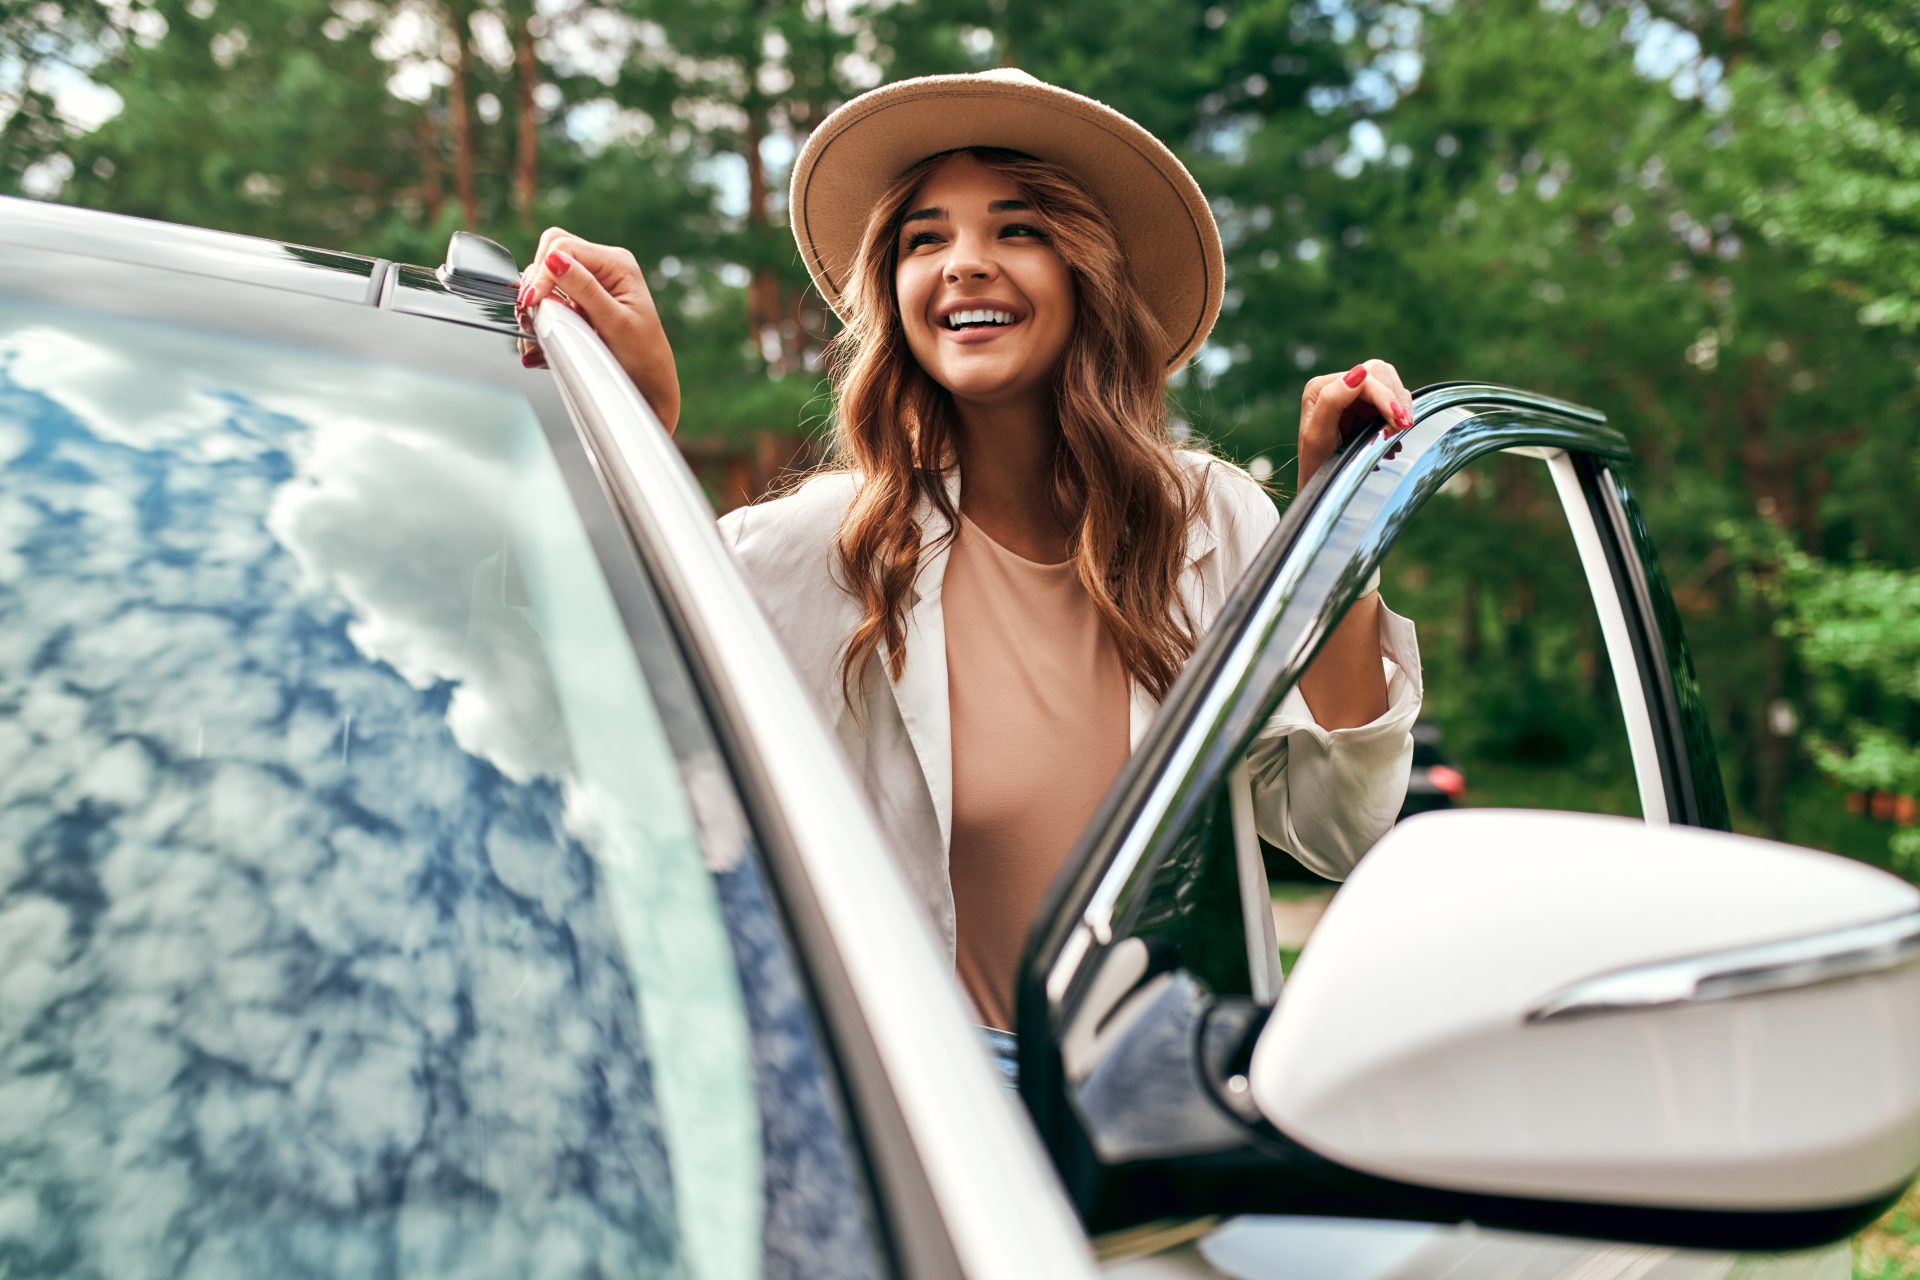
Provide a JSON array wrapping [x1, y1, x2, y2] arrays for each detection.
[[1297, 591, 1389, 729], [1293, 439, 1389, 729]]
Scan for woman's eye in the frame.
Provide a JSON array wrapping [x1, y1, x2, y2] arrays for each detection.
[[904, 231, 942, 250], [1002, 223, 1047, 240]]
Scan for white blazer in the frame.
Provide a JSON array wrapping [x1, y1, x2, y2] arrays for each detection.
[[717, 449, 1423, 957]]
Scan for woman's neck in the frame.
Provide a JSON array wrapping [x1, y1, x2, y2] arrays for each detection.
[[951, 395, 1071, 564]]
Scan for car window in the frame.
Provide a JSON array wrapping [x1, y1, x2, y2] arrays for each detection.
[[1381, 452, 1642, 817], [1252, 448, 1644, 970], [0, 301, 884, 1279], [1094, 446, 1648, 995]]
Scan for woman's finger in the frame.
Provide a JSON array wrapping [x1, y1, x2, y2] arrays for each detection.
[[1360, 376, 1406, 432], [521, 228, 597, 308], [1365, 359, 1413, 428], [515, 327, 547, 369], [540, 248, 633, 338], [1308, 363, 1402, 433], [1339, 362, 1410, 434], [521, 226, 574, 302]]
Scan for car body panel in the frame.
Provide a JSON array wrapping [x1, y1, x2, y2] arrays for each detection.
[[1107, 1215, 1850, 1279], [0, 194, 378, 304]]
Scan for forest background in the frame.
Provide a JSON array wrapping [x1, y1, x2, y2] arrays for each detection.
[[3, 0, 1919, 1266]]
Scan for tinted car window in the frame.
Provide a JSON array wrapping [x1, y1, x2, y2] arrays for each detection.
[[1380, 453, 1641, 824], [0, 300, 883, 1279]]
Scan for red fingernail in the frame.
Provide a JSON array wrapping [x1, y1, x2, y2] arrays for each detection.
[[516, 282, 530, 307], [1343, 364, 1367, 387], [545, 251, 571, 278], [1394, 404, 1411, 428], [521, 350, 540, 368]]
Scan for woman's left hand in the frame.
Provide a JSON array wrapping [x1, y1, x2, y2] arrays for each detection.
[[1298, 359, 1414, 484]]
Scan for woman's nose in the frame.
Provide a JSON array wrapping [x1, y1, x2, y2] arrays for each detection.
[[943, 238, 998, 283]]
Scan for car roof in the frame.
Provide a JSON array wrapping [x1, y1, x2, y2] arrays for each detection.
[[0, 195, 522, 338]]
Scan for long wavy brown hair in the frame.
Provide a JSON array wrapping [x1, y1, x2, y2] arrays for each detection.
[[819, 146, 1215, 715]]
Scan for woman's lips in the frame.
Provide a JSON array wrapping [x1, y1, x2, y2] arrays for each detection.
[[939, 317, 1023, 345]]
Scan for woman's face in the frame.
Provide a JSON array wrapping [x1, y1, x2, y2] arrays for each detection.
[[893, 153, 1076, 411]]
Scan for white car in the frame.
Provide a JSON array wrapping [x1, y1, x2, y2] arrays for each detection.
[[0, 202, 1910, 1278]]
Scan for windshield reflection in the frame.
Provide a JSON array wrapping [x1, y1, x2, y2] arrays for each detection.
[[0, 306, 762, 1278]]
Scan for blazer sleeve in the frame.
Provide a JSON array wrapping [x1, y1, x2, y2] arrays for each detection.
[[1205, 459, 1423, 880], [1243, 605, 1422, 880]]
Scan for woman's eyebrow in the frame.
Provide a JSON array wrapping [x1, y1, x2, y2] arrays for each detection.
[[901, 199, 1031, 226]]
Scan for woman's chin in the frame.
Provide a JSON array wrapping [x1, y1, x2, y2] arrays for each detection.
[[930, 364, 1049, 408]]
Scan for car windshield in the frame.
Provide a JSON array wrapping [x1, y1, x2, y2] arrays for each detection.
[[0, 300, 880, 1278]]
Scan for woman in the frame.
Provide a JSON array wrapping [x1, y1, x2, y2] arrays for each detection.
[[516, 70, 1422, 1030]]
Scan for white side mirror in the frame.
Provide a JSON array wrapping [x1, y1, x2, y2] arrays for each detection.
[[1252, 811, 1920, 1214]]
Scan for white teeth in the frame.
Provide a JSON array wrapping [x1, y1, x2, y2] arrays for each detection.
[[945, 308, 1017, 329]]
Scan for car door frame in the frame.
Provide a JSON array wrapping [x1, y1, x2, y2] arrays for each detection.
[[530, 301, 1099, 1280], [1017, 382, 1731, 1203]]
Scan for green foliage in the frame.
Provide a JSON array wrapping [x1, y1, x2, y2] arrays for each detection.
[[1725, 4, 1920, 332], [1729, 517, 1920, 872], [6, 0, 1918, 884]]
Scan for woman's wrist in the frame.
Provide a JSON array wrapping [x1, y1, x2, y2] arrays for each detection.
[[1298, 443, 1332, 487]]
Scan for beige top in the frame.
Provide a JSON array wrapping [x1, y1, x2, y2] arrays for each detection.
[[943, 510, 1132, 1030]]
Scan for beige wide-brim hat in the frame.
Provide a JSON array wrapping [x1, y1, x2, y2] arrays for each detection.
[[789, 68, 1225, 370]]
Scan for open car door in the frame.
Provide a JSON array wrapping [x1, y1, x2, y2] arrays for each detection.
[[1015, 385, 1908, 1273]]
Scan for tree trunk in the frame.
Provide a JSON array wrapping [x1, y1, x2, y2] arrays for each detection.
[[1460, 573, 1482, 668], [743, 103, 786, 372], [445, 2, 478, 228], [1801, 460, 1829, 557], [419, 108, 444, 224], [1755, 624, 1789, 837], [512, 3, 538, 231]]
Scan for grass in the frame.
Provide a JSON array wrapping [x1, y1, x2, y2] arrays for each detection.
[[1856, 1181, 1920, 1279]]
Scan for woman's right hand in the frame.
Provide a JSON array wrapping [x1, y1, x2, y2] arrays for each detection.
[[517, 228, 681, 434]]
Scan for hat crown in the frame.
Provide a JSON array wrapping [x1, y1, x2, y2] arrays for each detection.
[[970, 67, 1042, 88]]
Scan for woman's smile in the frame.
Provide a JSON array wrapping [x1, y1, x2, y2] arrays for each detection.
[[935, 298, 1027, 344]]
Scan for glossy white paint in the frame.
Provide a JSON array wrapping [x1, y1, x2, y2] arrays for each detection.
[[1107, 1215, 1851, 1280], [1251, 810, 1920, 1210]]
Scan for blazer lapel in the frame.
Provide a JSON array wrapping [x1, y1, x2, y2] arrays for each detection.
[[884, 467, 963, 854], [1128, 509, 1220, 751]]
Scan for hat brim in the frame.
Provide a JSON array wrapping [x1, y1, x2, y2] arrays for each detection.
[[789, 75, 1224, 370]]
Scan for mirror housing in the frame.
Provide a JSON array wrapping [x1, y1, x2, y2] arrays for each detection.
[[1020, 810, 1920, 1250], [1255, 811, 1920, 1217]]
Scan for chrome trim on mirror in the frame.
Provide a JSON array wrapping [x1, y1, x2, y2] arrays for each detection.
[[1528, 911, 1920, 1023]]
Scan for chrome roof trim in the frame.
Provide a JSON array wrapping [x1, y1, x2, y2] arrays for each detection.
[[534, 304, 1096, 1278], [1528, 910, 1920, 1023]]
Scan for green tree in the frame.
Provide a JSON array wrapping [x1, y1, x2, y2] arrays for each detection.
[[0, 0, 150, 195]]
